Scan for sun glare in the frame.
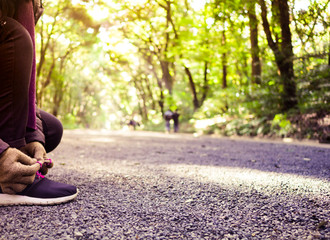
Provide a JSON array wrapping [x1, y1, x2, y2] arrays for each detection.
[[87, 6, 109, 22], [191, 0, 206, 11], [294, 0, 310, 11], [129, 0, 149, 6]]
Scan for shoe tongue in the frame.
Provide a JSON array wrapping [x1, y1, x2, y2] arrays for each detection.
[[34, 177, 44, 183]]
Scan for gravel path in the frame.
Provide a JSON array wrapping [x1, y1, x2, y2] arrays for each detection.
[[0, 130, 329, 240]]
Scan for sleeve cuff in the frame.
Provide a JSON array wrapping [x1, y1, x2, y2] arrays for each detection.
[[25, 116, 45, 145], [0, 139, 10, 156]]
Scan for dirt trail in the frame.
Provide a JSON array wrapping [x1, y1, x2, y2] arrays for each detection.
[[0, 129, 329, 239]]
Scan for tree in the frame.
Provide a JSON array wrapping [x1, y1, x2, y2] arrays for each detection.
[[36, 0, 105, 125], [259, 0, 298, 111], [247, 0, 261, 84], [35, 0, 329, 133], [157, 0, 205, 110]]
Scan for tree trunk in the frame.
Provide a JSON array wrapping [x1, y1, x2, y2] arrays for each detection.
[[160, 60, 174, 94], [159, 0, 175, 94], [143, 51, 165, 115], [184, 66, 199, 110], [221, 30, 227, 89], [259, 0, 297, 111], [328, 31, 330, 66], [52, 91, 62, 117], [277, 0, 297, 110], [144, 76, 156, 110], [222, 59, 227, 89], [248, 1, 261, 84], [133, 78, 149, 121], [200, 61, 209, 106], [159, 91, 164, 117]]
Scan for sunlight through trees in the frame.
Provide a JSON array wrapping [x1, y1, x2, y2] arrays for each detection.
[[35, 0, 329, 139]]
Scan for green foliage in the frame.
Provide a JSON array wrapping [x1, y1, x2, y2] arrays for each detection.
[[61, 114, 80, 129], [243, 76, 283, 118], [296, 63, 330, 113], [271, 113, 293, 137], [34, 0, 329, 140]]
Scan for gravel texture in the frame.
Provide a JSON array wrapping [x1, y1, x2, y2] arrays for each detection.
[[0, 129, 329, 240]]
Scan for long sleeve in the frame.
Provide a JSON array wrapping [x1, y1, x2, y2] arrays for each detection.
[[0, 140, 10, 156], [25, 109, 45, 145]]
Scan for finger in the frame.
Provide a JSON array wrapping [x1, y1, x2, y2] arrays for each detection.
[[0, 184, 16, 194], [44, 158, 54, 168], [35, 158, 45, 167], [13, 174, 35, 185], [47, 163, 53, 168], [13, 183, 27, 193], [40, 165, 48, 175], [0, 162, 38, 184], [17, 163, 40, 176], [17, 152, 37, 166], [34, 147, 46, 161], [1, 183, 27, 194]]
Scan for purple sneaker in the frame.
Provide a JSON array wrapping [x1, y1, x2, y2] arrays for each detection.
[[0, 177, 78, 206]]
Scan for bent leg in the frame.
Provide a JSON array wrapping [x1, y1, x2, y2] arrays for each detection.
[[174, 122, 179, 132], [0, 17, 33, 148], [39, 110, 63, 153], [165, 120, 171, 132]]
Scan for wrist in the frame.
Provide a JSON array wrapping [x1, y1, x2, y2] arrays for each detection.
[[0, 147, 11, 158]]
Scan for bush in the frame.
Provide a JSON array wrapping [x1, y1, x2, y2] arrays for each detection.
[[271, 113, 294, 137]]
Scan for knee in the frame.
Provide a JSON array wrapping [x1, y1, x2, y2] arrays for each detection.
[[52, 116, 63, 140], [1, 17, 33, 52], [45, 117, 63, 153], [49, 115, 63, 144], [39, 110, 63, 153]]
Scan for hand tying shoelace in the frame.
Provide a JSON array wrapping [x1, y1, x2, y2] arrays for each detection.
[[0, 156, 78, 205], [36, 158, 52, 179]]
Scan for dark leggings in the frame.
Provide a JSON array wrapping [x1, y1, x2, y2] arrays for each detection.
[[0, 17, 32, 148], [0, 17, 62, 152]]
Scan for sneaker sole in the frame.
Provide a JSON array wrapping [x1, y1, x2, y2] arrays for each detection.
[[0, 190, 78, 206]]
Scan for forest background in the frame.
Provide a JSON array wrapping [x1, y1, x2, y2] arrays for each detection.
[[35, 0, 329, 141]]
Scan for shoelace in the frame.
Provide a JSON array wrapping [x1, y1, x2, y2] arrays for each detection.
[[36, 158, 52, 179], [36, 171, 44, 179]]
